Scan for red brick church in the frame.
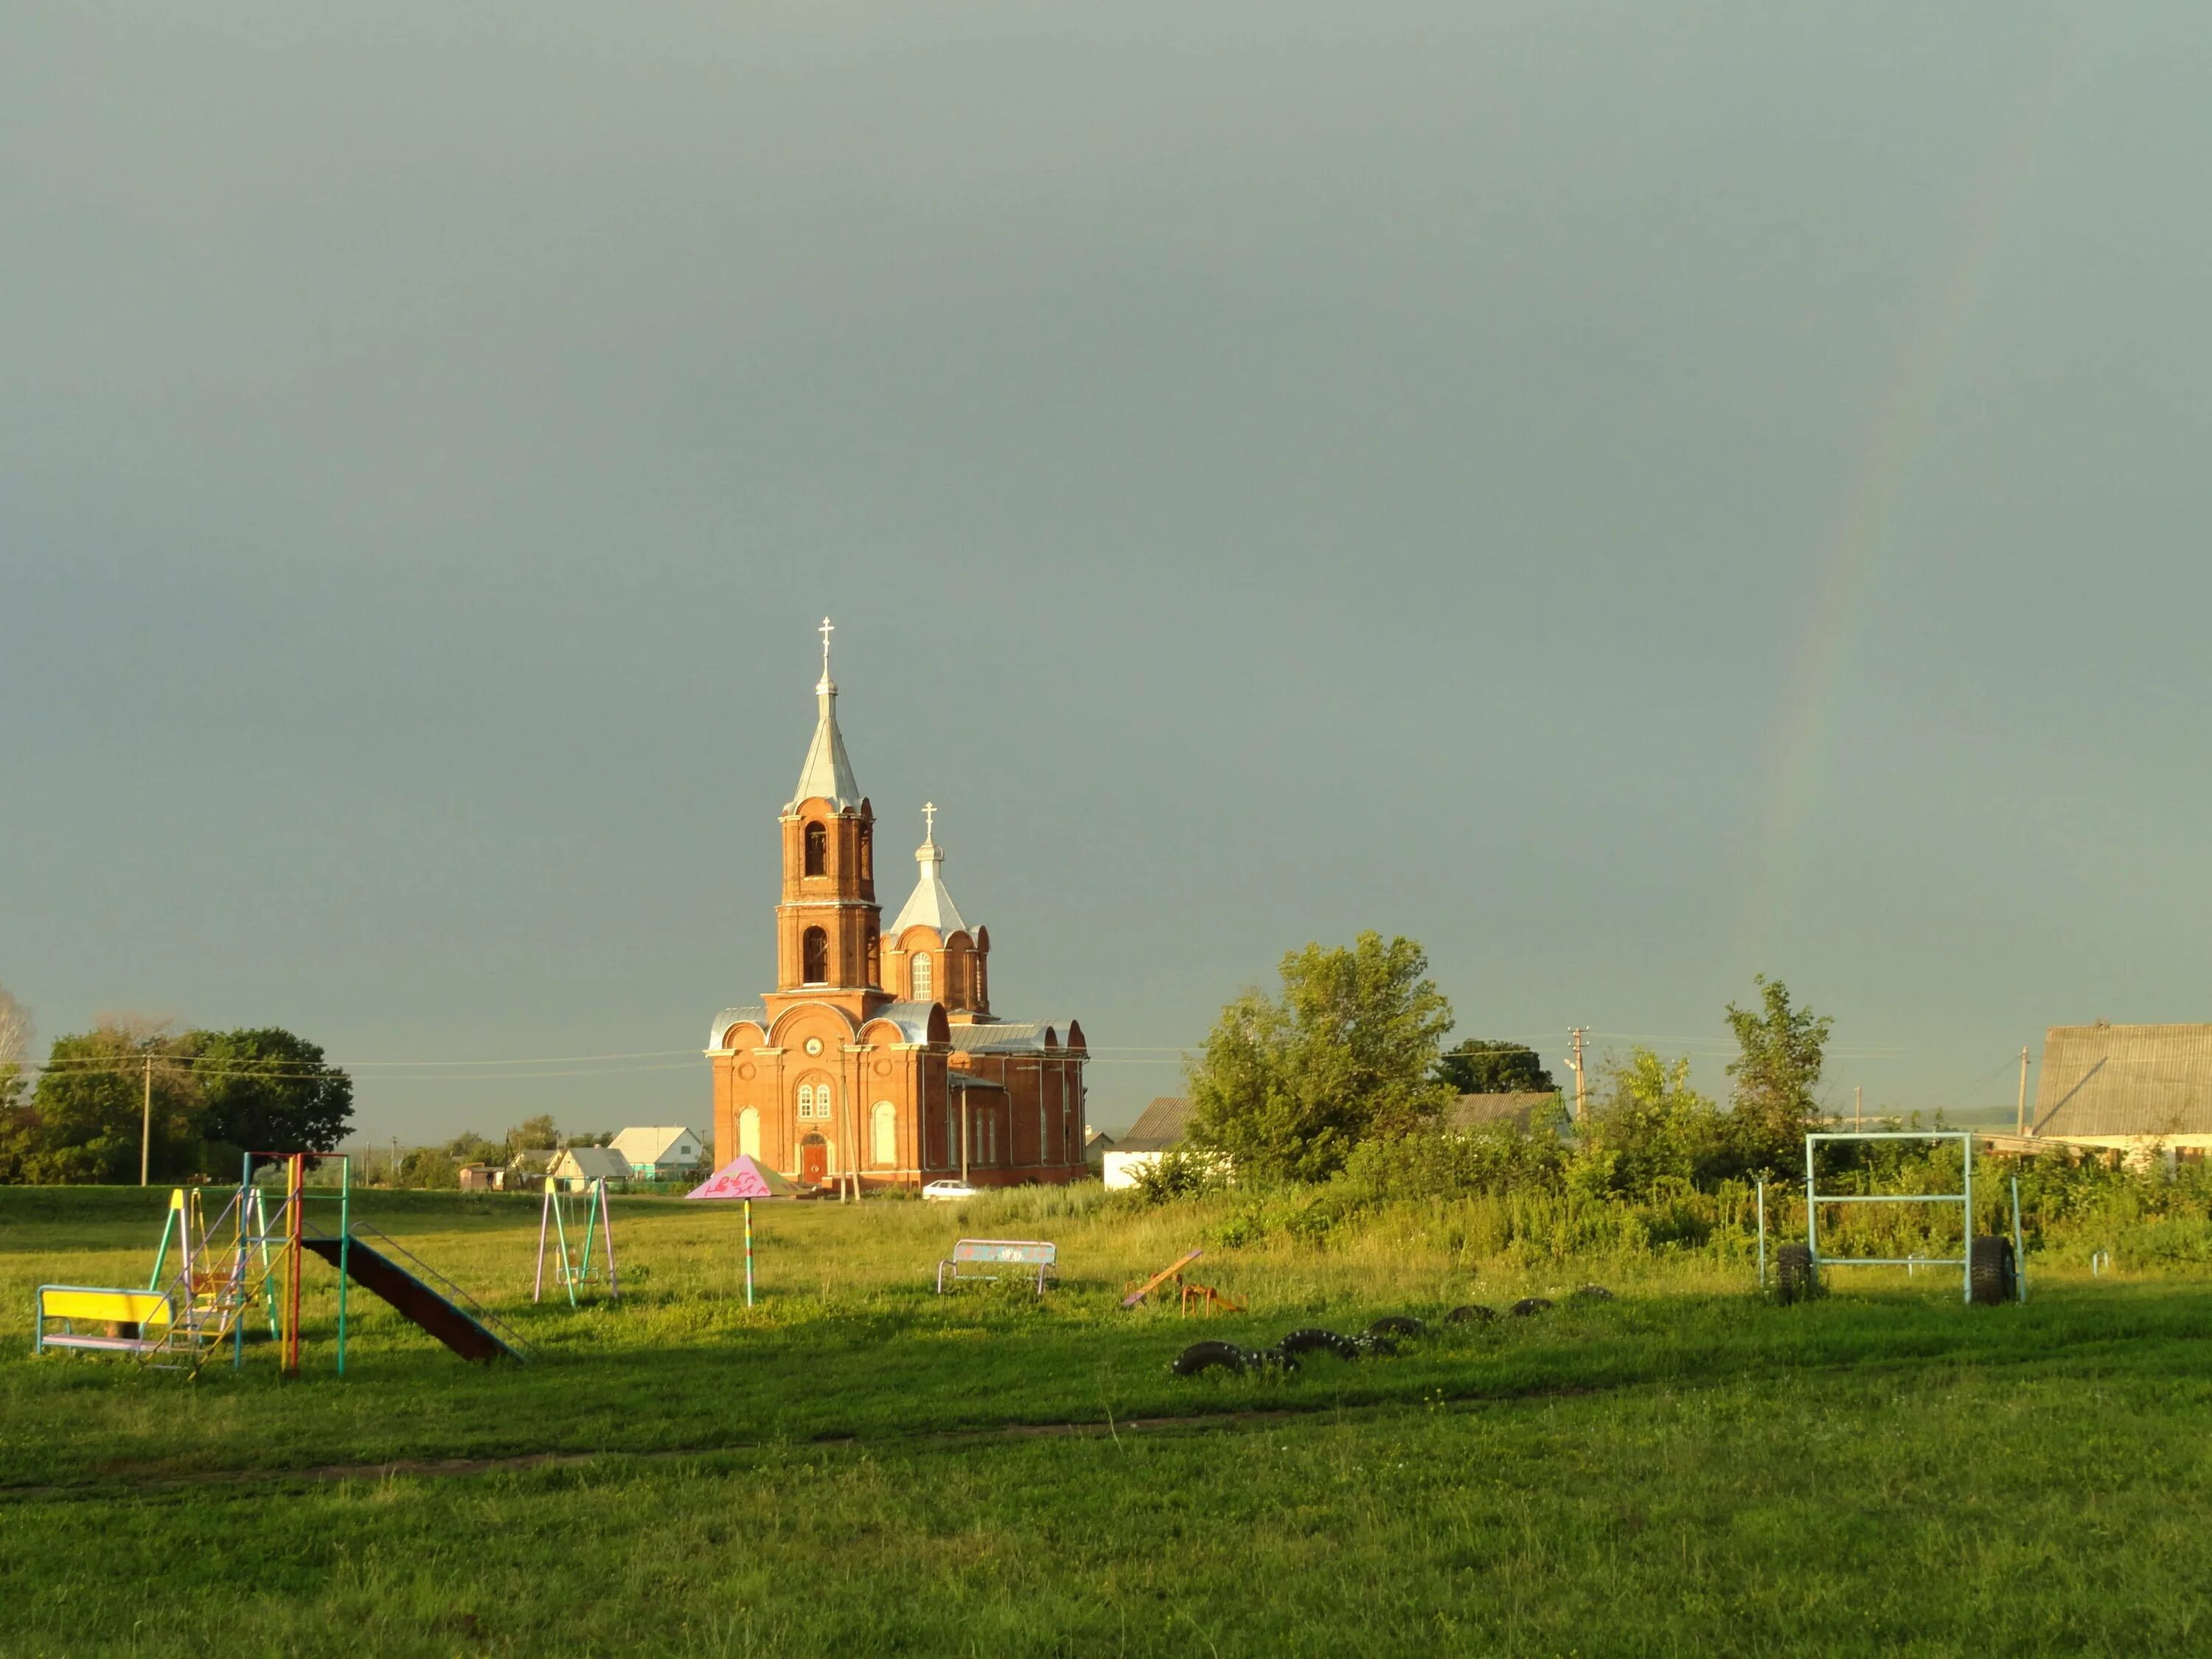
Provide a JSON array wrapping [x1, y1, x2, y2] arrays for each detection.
[[706, 622, 1089, 1190]]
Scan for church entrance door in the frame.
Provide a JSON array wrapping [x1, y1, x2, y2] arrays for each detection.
[[800, 1133, 829, 1185]]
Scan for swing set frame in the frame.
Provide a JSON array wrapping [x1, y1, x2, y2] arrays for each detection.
[[533, 1175, 620, 1305]]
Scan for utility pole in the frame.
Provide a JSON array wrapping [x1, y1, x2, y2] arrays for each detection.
[[2017, 1046, 2032, 1137], [1854, 1085, 1863, 1132], [1567, 1028, 1588, 1122], [139, 1054, 153, 1186]]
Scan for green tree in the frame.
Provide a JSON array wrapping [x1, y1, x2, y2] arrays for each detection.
[[1725, 975, 1832, 1174], [0, 987, 30, 1115], [506, 1115, 561, 1154], [1582, 1048, 1719, 1197], [1186, 933, 1455, 1184], [445, 1130, 500, 1163], [397, 1147, 459, 1189], [9, 1023, 201, 1184], [1436, 1039, 1555, 1095], [190, 1029, 353, 1158], [0, 988, 31, 1180]]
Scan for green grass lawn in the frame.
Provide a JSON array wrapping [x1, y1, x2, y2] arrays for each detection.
[[2, 1185, 2209, 1656]]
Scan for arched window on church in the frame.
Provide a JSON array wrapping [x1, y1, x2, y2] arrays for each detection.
[[740, 1107, 760, 1158], [911, 952, 932, 1001], [802, 927, 830, 984], [872, 1101, 897, 1166], [859, 826, 872, 882], [803, 821, 827, 877]]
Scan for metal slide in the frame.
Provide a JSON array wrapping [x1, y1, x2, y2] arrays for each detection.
[[299, 1228, 529, 1363]]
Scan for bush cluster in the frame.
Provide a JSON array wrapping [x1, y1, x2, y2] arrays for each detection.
[[1144, 1107, 2212, 1274]]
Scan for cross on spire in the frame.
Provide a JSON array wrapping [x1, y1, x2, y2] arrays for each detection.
[[922, 801, 936, 842], [818, 616, 834, 680]]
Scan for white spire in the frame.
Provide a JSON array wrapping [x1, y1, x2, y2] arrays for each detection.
[[786, 617, 861, 812], [890, 801, 968, 936]]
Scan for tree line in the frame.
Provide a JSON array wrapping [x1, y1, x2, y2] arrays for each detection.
[[0, 1008, 354, 1185], [1178, 932, 1830, 1197]]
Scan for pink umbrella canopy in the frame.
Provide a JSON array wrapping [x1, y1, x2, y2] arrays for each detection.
[[685, 1155, 794, 1200]]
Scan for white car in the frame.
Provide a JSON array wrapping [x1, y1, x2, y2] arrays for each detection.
[[921, 1178, 979, 1203]]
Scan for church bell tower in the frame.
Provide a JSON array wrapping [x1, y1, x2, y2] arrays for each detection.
[[764, 619, 889, 1022]]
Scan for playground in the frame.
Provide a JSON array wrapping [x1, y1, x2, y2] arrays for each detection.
[[4, 1178, 2212, 1656]]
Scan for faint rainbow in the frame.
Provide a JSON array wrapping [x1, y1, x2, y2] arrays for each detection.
[[1737, 25, 2082, 967]]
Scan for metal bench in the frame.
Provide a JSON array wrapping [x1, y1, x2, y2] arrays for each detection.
[[935, 1238, 1057, 1296], [34, 1284, 177, 1356]]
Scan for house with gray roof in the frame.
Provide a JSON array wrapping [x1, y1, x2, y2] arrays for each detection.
[[608, 1124, 710, 1179], [1441, 1091, 1567, 1135], [1103, 1097, 1195, 1189], [2030, 1023, 2212, 1152], [546, 1145, 630, 1190]]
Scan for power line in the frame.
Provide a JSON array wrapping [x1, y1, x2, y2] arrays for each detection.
[[32, 1046, 702, 1071]]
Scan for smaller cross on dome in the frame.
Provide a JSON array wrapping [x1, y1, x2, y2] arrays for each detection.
[[818, 616, 834, 678], [922, 801, 936, 842]]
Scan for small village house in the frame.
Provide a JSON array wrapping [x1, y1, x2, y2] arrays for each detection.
[[546, 1145, 630, 1192], [608, 1125, 710, 1180], [1102, 1098, 1193, 1190], [1441, 1091, 1565, 1133], [2028, 1023, 2212, 1158]]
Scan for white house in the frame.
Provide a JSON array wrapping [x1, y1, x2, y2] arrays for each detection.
[[546, 1146, 630, 1191], [1102, 1098, 1193, 1191], [608, 1125, 710, 1180]]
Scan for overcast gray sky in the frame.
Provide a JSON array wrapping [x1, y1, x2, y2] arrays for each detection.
[[4, 2, 2206, 1143]]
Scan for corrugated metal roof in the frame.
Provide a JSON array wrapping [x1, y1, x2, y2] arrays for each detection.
[[1118, 1096, 1193, 1151], [946, 1020, 1064, 1054], [1441, 1092, 1560, 1133], [2034, 1023, 2212, 1138], [551, 1147, 630, 1182]]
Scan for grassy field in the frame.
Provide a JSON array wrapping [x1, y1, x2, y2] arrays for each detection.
[[3, 1183, 2210, 1656]]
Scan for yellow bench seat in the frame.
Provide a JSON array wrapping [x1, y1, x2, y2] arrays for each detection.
[[34, 1284, 177, 1356]]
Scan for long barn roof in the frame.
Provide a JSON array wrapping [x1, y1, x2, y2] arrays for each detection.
[[2034, 1023, 2212, 1138]]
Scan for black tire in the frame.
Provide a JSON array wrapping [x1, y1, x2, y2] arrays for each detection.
[[1774, 1244, 1816, 1306], [1279, 1327, 1357, 1360], [1509, 1297, 1554, 1318], [1352, 1335, 1399, 1357], [1366, 1315, 1426, 1338], [1171, 1340, 1251, 1377], [1571, 1285, 1614, 1302], [1445, 1304, 1498, 1324], [1969, 1236, 2018, 1306]]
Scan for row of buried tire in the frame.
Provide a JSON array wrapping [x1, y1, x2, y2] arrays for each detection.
[[1170, 1286, 1617, 1377]]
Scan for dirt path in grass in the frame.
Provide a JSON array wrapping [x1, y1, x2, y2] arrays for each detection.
[[1, 1384, 1608, 1500], [13, 1332, 2152, 1500]]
